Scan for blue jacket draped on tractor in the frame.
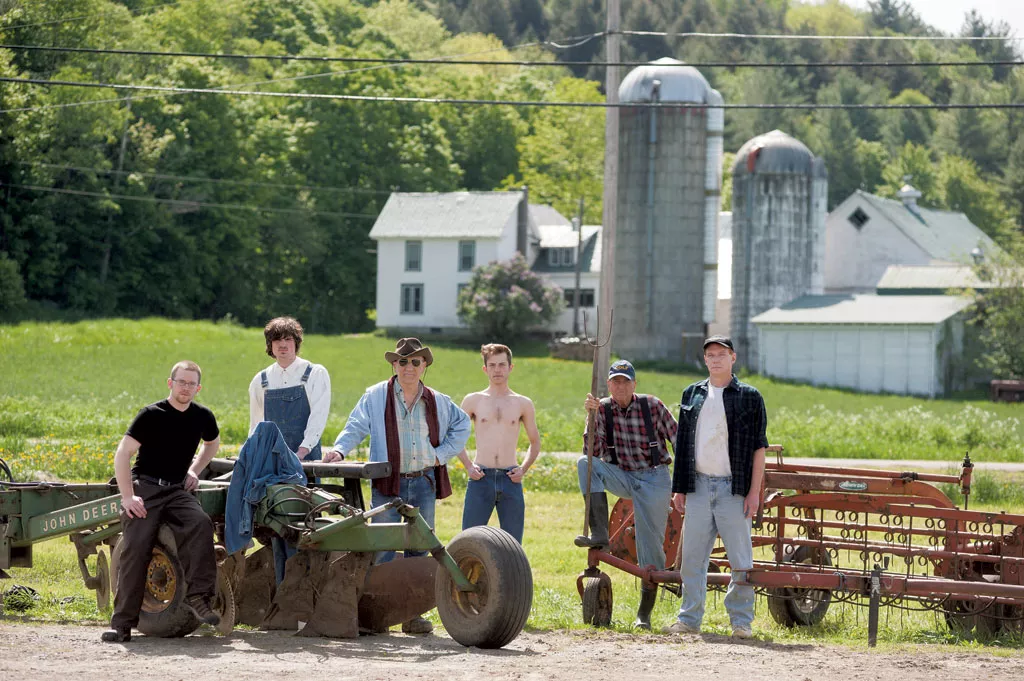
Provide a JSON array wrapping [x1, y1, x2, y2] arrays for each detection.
[[225, 421, 307, 554]]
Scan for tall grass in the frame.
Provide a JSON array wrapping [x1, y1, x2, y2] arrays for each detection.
[[1, 319, 1023, 474]]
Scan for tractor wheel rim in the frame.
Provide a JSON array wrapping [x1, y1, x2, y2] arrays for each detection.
[[449, 556, 488, 617]]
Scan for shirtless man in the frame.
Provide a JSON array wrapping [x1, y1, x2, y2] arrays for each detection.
[[456, 343, 541, 543]]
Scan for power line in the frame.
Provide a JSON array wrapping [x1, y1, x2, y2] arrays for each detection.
[[0, 1, 183, 32], [1, 182, 379, 219], [3, 75, 1024, 111], [3, 43, 1021, 69], [616, 29, 1024, 42], [17, 161, 395, 195], [0, 33, 579, 115]]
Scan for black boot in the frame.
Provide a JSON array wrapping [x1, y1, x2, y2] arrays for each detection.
[[574, 492, 610, 549], [634, 585, 657, 630]]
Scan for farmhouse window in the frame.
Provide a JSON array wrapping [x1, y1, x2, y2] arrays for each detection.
[[405, 240, 422, 271], [401, 284, 424, 314], [458, 240, 476, 271]]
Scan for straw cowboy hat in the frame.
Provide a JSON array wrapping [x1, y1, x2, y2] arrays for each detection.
[[384, 337, 434, 366]]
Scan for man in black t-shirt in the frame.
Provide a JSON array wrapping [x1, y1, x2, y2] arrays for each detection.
[[102, 360, 223, 643]]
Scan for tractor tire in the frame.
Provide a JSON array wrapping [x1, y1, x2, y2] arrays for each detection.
[[0, 457, 12, 482], [767, 545, 833, 628], [581, 575, 613, 627], [435, 526, 532, 649], [111, 528, 200, 638]]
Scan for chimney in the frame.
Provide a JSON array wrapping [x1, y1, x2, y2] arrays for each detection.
[[516, 185, 529, 255], [897, 183, 923, 216]]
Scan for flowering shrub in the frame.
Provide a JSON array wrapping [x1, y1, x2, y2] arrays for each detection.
[[457, 254, 564, 340]]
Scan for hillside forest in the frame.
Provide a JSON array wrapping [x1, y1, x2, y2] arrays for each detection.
[[1, 0, 1023, 332]]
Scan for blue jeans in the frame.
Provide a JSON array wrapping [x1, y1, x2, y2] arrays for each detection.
[[462, 467, 525, 543], [370, 469, 437, 564], [576, 455, 671, 571], [675, 473, 755, 630]]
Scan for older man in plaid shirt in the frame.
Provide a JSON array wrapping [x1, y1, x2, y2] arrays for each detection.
[[576, 359, 678, 630]]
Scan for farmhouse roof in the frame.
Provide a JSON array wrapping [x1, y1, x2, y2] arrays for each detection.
[[369, 191, 524, 239], [752, 294, 972, 325], [876, 265, 996, 294]]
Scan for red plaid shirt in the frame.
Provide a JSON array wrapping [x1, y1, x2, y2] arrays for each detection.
[[583, 394, 677, 471]]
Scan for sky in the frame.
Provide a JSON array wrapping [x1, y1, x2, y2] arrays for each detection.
[[846, 1, 1024, 38]]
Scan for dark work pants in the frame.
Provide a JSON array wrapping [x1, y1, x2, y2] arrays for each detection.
[[110, 481, 217, 630]]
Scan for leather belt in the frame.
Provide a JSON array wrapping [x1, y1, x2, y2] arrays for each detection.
[[136, 474, 183, 487], [398, 468, 432, 478]]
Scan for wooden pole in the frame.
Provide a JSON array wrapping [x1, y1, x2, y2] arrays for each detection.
[[596, 0, 620, 394]]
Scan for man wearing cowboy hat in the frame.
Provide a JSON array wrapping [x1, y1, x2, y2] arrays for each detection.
[[324, 338, 470, 634]]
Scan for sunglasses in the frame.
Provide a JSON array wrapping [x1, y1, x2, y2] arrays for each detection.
[[398, 358, 423, 367]]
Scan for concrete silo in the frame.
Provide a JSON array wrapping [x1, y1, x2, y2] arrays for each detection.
[[613, 58, 724, 361], [730, 129, 828, 366]]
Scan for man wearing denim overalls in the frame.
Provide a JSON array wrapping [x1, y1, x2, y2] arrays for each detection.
[[664, 335, 767, 639], [248, 316, 331, 584]]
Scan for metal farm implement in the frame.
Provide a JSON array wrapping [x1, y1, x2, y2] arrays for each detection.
[[578, 447, 1024, 644], [0, 458, 532, 648]]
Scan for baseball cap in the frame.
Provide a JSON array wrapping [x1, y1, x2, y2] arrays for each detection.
[[608, 359, 636, 381], [702, 335, 735, 351]]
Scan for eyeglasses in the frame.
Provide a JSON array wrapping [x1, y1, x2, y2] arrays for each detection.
[[173, 379, 199, 389], [398, 358, 423, 367]]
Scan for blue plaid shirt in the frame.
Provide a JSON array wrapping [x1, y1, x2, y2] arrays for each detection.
[[393, 380, 434, 473]]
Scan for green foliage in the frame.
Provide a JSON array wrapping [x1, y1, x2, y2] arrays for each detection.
[[456, 254, 564, 341], [0, 253, 26, 315], [972, 236, 1024, 379], [505, 77, 604, 219]]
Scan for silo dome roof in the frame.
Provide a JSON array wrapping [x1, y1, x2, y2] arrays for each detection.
[[619, 57, 716, 103], [732, 129, 827, 177]]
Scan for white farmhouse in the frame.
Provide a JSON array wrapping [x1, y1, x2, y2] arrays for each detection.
[[369, 189, 599, 335], [824, 186, 1000, 293]]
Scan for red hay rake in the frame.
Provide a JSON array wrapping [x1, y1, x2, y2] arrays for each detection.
[[577, 447, 1024, 645]]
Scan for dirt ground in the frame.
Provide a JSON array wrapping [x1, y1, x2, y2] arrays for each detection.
[[1, 622, 1023, 680]]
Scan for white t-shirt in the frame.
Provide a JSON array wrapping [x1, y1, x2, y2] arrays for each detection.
[[695, 385, 731, 476]]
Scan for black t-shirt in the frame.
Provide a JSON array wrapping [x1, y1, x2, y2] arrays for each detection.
[[126, 399, 220, 482]]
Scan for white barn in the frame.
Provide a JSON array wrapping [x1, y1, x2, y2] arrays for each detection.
[[752, 294, 974, 397], [824, 186, 999, 293]]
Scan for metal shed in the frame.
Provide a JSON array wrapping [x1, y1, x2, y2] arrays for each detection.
[[752, 294, 974, 397]]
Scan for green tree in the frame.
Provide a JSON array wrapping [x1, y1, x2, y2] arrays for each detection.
[[938, 155, 1015, 242], [854, 139, 889, 195], [506, 77, 604, 219], [457, 253, 564, 340], [972, 235, 1024, 379], [0, 252, 26, 315], [878, 142, 940, 205]]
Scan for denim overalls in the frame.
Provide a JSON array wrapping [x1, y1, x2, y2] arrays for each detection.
[[262, 364, 322, 582]]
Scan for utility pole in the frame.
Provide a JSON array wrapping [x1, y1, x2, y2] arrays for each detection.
[[572, 197, 585, 336], [595, 0, 620, 393]]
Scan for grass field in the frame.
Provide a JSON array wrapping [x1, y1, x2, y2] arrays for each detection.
[[3, 318, 1024, 646], [1, 318, 1023, 478]]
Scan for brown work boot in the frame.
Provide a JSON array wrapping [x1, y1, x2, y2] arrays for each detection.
[[100, 627, 132, 643], [401, 616, 433, 634], [185, 595, 221, 626]]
